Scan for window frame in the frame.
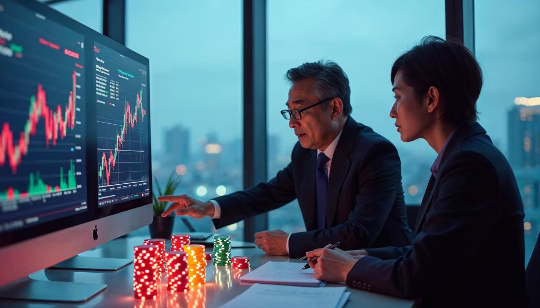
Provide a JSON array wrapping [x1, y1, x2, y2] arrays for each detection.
[[46, 0, 471, 241]]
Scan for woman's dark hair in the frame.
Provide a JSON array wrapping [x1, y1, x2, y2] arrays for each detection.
[[391, 36, 483, 125]]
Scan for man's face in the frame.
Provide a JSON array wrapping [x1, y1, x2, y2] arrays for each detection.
[[286, 78, 335, 150], [390, 70, 433, 142]]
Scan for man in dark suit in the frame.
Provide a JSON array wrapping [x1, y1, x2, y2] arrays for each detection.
[[160, 60, 412, 258], [305, 37, 527, 307]]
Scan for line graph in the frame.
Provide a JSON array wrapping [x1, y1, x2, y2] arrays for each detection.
[[0, 65, 85, 204], [98, 87, 146, 186], [94, 41, 150, 207], [0, 0, 87, 232], [0, 71, 78, 174]]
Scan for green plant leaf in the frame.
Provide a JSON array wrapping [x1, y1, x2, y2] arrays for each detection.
[[152, 170, 182, 216]]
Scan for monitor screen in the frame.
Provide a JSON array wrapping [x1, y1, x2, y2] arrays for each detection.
[[0, 0, 153, 287], [94, 42, 150, 207], [0, 0, 88, 233], [0, 0, 152, 251]]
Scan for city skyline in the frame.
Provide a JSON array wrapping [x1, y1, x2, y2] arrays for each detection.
[[50, 0, 540, 260]]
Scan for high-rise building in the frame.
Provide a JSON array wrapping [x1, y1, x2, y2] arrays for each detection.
[[268, 134, 281, 178], [508, 98, 540, 216], [508, 102, 540, 169], [164, 125, 191, 164]]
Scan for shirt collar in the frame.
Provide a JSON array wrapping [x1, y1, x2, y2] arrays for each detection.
[[431, 126, 459, 178], [317, 130, 343, 161]]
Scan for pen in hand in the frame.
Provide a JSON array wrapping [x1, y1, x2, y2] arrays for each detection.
[[301, 242, 340, 271], [298, 241, 339, 262]]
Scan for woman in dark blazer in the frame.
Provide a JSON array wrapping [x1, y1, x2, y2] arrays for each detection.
[[305, 36, 527, 308]]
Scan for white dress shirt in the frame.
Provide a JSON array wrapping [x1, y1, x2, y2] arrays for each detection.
[[210, 130, 344, 254]]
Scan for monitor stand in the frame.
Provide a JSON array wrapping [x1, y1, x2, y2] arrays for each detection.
[[49, 255, 132, 271], [0, 276, 106, 302]]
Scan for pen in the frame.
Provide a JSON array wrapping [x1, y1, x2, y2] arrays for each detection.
[[301, 242, 340, 271], [298, 241, 339, 262]]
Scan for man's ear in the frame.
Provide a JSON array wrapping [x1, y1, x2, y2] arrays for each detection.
[[330, 98, 344, 120]]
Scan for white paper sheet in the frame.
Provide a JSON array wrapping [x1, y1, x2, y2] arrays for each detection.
[[240, 261, 324, 287], [336, 292, 351, 308], [218, 283, 347, 308]]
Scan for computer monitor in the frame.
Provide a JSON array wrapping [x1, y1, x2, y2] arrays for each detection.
[[0, 0, 152, 301]]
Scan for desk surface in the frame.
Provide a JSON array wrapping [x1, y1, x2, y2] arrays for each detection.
[[1, 236, 415, 308]]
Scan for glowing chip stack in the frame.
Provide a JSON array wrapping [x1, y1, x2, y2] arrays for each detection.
[[133, 245, 159, 300], [231, 256, 250, 269], [184, 244, 206, 286], [171, 234, 190, 251], [165, 251, 189, 292], [143, 239, 166, 277], [212, 235, 231, 266]]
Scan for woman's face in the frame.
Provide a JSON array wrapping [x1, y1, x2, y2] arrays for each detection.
[[390, 70, 434, 142]]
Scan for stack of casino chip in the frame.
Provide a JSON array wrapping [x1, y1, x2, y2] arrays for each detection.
[[212, 235, 231, 266], [143, 239, 166, 277], [133, 245, 159, 300], [231, 256, 250, 269], [171, 234, 191, 251], [183, 244, 206, 286], [165, 251, 189, 292]]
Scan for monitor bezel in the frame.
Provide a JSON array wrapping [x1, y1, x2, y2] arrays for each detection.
[[0, 0, 153, 249]]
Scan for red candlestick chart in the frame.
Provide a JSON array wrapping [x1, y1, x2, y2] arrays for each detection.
[[98, 88, 146, 186], [0, 6, 87, 232], [94, 41, 150, 208]]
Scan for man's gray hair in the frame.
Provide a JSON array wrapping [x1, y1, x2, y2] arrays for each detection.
[[285, 60, 352, 115]]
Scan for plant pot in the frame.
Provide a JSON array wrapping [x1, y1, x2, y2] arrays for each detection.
[[148, 216, 175, 239]]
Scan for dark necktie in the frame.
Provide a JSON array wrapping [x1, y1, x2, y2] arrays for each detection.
[[316, 152, 330, 230]]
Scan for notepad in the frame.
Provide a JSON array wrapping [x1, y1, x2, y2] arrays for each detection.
[[218, 283, 350, 308], [240, 261, 325, 287]]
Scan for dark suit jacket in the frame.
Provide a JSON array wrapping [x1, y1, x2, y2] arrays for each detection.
[[527, 235, 540, 308], [213, 116, 412, 258], [347, 123, 527, 308]]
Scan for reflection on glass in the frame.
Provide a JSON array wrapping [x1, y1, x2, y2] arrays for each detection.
[[267, 0, 445, 230], [167, 291, 189, 308], [232, 267, 250, 283], [475, 0, 540, 263], [51, 0, 103, 33], [187, 285, 206, 308], [133, 299, 158, 308], [213, 266, 232, 291], [126, 0, 244, 240]]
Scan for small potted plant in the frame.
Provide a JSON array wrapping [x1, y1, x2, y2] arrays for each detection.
[[149, 171, 182, 238]]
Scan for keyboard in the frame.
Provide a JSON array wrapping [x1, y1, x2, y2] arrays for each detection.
[[187, 232, 213, 240]]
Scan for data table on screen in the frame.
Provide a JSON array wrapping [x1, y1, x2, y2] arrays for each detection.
[[94, 42, 150, 208]]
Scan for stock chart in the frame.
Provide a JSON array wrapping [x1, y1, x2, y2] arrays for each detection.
[[0, 1, 87, 232], [94, 42, 150, 207]]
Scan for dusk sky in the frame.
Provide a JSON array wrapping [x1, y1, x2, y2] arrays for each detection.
[[53, 0, 540, 160], [48, 0, 540, 261]]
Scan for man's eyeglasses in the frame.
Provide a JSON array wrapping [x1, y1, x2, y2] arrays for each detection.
[[281, 98, 334, 120]]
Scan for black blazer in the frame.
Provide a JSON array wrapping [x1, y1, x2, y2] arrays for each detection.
[[526, 234, 540, 308], [213, 116, 412, 258], [347, 123, 527, 308]]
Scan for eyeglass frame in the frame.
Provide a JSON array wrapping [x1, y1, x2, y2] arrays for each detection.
[[281, 97, 335, 120]]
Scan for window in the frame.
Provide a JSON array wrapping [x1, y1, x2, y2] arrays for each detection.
[[267, 0, 445, 232], [475, 0, 540, 263], [126, 0, 243, 240], [50, 0, 102, 33]]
